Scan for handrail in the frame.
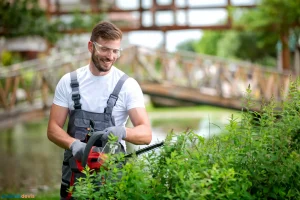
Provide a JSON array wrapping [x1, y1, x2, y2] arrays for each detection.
[[0, 45, 296, 113]]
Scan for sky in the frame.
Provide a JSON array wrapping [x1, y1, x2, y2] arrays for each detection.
[[115, 0, 256, 52]]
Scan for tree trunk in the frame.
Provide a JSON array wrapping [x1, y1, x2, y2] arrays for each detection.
[[295, 44, 300, 75], [280, 32, 290, 71]]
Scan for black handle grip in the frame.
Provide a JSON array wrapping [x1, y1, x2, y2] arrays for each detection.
[[81, 131, 105, 167], [125, 141, 164, 158]]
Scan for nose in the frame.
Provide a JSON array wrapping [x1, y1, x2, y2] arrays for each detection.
[[106, 50, 116, 60]]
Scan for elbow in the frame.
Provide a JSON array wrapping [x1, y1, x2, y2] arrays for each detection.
[[47, 126, 54, 142], [144, 140, 151, 145], [47, 130, 52, 142], [144, 130, 152, 145], [146, 135, 152, 145]]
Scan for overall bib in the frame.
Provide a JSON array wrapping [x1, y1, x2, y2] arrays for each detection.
[[60, 71, 128, 200]]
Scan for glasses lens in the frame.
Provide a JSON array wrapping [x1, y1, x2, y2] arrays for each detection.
[[93, 42, 121, 58]]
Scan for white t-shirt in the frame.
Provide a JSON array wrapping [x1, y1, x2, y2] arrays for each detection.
[[53, 65, 145, 127]]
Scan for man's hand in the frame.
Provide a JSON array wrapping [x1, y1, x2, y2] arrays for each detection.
[[103, 126, 126, 143], [69, 140, 86, 161]]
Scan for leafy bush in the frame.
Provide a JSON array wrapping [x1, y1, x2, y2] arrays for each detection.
[[1, 50, 13, 66], [71, 79, 300, 199], [0, 51, 23, 66]]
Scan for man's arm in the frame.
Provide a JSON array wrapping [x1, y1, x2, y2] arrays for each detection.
[[124, 107, 152, 145], [47, 104, 76, 149]]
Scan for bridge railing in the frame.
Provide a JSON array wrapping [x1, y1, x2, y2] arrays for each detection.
[[0, 48, 90, 111], [117, 46, 295, 102], [0, 45, 296, 112]]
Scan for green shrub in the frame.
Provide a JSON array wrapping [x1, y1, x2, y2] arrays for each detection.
[[1, 50, 23, 67], [1, 50, 13, 66], [71, 79, 300, 199]]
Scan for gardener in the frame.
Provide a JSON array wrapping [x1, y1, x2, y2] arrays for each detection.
[[47, 21, 152, 200]]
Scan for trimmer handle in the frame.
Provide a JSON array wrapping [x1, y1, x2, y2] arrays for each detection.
[[81, 131, 105, 167]]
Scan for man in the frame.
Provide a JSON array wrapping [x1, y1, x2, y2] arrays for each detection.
[[47, 21, 152, 199]]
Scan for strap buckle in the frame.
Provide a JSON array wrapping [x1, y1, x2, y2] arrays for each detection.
[[70, 82, 79, 88], [71, 91, 81, 101], [74, 103, 82, 109], [107, 94, 118, 106]]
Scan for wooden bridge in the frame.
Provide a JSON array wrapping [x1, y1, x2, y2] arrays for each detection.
[[0, 46, 295, 128]]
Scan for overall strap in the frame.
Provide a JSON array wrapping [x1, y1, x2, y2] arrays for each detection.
[[70, 71, 82, 110], [105, 74, 129, 114]]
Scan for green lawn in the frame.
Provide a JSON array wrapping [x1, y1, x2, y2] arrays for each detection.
[[34, 190, 60, 200], [0, 190, 60, 200]]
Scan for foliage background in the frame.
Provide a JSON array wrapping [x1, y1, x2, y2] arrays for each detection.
[[177, 0, 300, 68]]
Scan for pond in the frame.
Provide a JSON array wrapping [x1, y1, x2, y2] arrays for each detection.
[[0, 105, 238, 193]]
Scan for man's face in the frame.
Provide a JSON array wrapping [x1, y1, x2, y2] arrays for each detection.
[[91, 38, 121, 73]]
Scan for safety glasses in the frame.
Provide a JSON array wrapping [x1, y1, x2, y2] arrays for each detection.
[[92, 41, 122, 58]]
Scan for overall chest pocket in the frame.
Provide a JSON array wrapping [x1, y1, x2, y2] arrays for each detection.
[[73, 118, 111, 141], [74, 118, 90, 141]]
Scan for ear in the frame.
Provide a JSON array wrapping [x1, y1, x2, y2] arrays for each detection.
[[88, 41, 93, 53]]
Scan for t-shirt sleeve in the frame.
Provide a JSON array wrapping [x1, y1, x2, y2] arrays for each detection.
[[124, 78, 145, 110], [53, 73, 70, 108]]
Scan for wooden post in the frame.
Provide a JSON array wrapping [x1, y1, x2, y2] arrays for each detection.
[[45, 0, 51, 20], [152, 0, 157, 27], [185, 0, 189, 26], [227, 0, 232, 28], [90, 0, 99, 13], [41, 72, 49, 109], [0, 80, 7, 109], [55, 0, 60, 16], [280, 32, 290, 71], [9, 76, 20, 110], [172, 0, 176, 26], [139, 0, 143, 27], [295, 45, 300, 75]]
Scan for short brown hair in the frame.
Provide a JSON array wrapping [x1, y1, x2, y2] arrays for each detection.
[[90, 21, 122, 42]]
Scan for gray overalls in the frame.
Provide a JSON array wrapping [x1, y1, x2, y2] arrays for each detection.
[[60, 70, 128, 199]]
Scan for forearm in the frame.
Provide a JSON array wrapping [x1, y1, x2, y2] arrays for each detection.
[[125, 124, 152, 145], [47, 122, 75, 150], [47, 104, 75, 150]]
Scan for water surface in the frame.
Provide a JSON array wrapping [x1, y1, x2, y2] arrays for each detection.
[[0, 106, 237, 192]]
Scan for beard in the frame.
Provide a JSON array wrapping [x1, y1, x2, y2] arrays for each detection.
[[91, 49, 114, 72]]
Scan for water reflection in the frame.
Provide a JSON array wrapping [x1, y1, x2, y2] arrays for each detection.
[[0, 108, 235, 192], [127, 110, 233, 156], [0, 120, 62, 192]]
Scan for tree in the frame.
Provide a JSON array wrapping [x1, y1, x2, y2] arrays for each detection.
[[180, 29, 277, 67], [0, 0, 63, 44], [176, 39, 197, 52], [217, 30, 277, 66], [193, 31, 224, 56], [0, 0, 106, 45], [236, 0, 300, 70]]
